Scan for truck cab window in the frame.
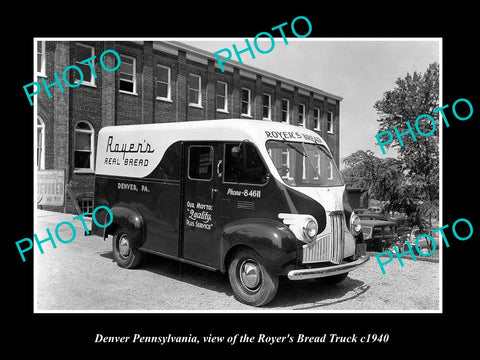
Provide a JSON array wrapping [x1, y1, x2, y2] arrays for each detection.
[[188, 146, 213, 180], [224, 142, 268, 185]]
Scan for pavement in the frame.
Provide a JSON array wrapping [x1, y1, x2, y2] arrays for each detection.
[[368, 250, 440, 263], [33, 209, 441, 312]]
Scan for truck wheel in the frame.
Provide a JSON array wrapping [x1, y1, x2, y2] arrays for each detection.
[[112, 229, 143, 269], [315, 272, 348, 285], [228, 248, 279, 307]]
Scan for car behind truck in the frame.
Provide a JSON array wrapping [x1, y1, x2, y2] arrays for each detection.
[[91, 119, 368, 306]]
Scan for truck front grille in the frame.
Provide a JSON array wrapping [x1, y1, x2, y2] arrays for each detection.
[[302, 212, 345, 264]]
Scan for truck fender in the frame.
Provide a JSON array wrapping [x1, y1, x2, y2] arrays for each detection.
[[219, 218, 299, 276], [105, 204, 145, 249]]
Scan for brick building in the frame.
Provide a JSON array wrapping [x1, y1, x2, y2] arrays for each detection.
[[35, 40, 342, 214]]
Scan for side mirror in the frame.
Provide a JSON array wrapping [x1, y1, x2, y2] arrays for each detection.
[[231, 139, 250, 159], [231, 146, 241, 159]]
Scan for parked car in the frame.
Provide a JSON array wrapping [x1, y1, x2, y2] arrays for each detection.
[[361, 219, 398, 252], [384, 226, 411, 253], [358, 212, 388, 221], [353, 208, 368, 215], [407, 228, 437, 255]]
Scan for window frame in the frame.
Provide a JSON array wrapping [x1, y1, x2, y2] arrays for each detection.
[[156, 64, 171, 101], [327, 161, 334, 180], [187, 145, 213, 181], [119, 54, 137, 95], [327, 111, 334, 133], [37, 116, 45, 170], [313, 108, 320, 131], [241, 87, 251, 117], [262, 93, 272, 120], [75, 43, 96, 86], [216, 81, 228, 113], [78, 197, 94, 215], [298, 103, 306, 127], [74, 121, 94, 172], [281, 98, 290, 124], [188, 73, 202, 107], [37, 41, 46, 78], [281, 148, 293, 180], [312, 152, 321, 180]]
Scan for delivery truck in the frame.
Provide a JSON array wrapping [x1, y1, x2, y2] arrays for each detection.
[[92, 119, 368, 306]]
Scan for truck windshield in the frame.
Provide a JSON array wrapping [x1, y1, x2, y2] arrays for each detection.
[[265, 140, 344, 187]]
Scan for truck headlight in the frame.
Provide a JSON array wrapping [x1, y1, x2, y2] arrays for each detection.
[[350, 212, 362, 236], [303, 218, 318, 241], [278, 213, 319, 243]]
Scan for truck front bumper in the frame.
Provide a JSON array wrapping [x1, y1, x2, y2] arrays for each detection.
[[287, 255, 369, 280]]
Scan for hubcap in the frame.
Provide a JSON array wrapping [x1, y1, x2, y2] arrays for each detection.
[[421, 247, 431, 254], [239, 260, 261, 290], [118, 235, 130, 257]]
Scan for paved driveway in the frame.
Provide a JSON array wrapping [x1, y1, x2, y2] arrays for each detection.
[[34, 210, 440, 312]]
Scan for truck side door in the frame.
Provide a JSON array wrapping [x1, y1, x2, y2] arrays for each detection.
[[182, 142, 223, 268]]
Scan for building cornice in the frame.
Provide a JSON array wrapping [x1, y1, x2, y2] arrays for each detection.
[[134, 40, 343, 102]]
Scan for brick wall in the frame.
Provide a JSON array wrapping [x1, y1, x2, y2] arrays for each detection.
[[37, 40, 342, 214]]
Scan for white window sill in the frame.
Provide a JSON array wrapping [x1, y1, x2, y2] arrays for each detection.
[[74, 81, 96, 88], [189, 103, 203, 109], [74, 169, 95, 174], [119, 90, 138, 96]]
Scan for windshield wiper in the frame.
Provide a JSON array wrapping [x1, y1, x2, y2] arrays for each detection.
[[300, 143, 323, 180], [283, 141, 306, 157]]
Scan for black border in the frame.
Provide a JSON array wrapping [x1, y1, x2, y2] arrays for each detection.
[[7, 5, 478, 354]]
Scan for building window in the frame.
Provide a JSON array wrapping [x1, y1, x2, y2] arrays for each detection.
[[37, 116, 45, 170], [188, 145, 212, 181], [74, 121, 94, 171], [312, 153, 321, 180], [241, 88, 251, 117], [189, 74, 202, 107], [262, 93, 271, 120], [75, 43, 95, 86], [281, 149, 292, 179], [327, 111, 334, 133], [327, 162, 334, 179], [313, 108, 320, 131], [302, 156, 307, 180], [156, 64, 171, 101], [78, 198, 93, 214], [281, 98, 290, 123], [216, 81, 228, 112], [298, 103, 306, 127], [37, 41, 46, 77], [119, 55, 136, 94]]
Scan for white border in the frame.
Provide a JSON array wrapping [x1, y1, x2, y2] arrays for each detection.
[[33, 37, 442, 314]]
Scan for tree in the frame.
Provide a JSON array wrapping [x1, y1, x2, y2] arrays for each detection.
[[374, 62, 439, 232], [341, 150, 405, 214]]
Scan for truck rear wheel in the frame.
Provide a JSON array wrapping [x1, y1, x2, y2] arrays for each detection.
[[112, 229, 143, 269], [228, 248, 279, 307]]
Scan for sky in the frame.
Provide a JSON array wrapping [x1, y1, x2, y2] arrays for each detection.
[[182, 38, 440, 165]]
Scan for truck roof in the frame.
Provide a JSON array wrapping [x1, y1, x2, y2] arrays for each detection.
[[95, 119, 329, 178]]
